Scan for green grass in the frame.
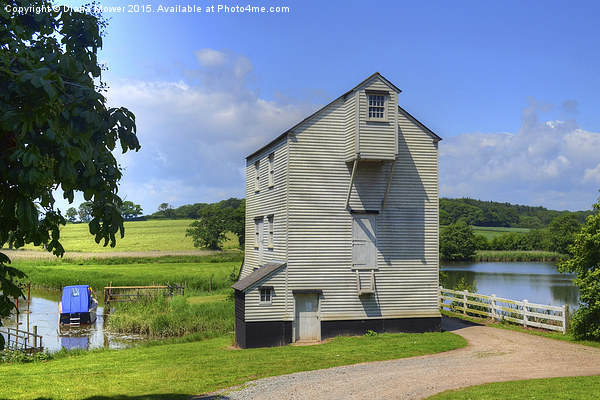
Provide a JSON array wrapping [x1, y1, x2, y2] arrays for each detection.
[[0, 331, 466, 399], [108, 294, 234, 338], [12, 254, 241, 293], [429, 312, 600, 400], [428, 375, 600, 399], [20, 219, 241, 252], [472, 226, 530, 241], [440, 310, 600, 348]]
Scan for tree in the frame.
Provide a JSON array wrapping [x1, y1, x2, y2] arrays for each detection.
[[65, 207, 78, 223], [546, 213, 581, 255], [558, 195, 600, 340], [186, 205, 229, 250], [120, 201, 143, 220], [227, 200, 245, 247], [157, 203, 174, 219], [0, 1, 140, 348], [440, 222, 477, 261], [78, 201, 93, 222]]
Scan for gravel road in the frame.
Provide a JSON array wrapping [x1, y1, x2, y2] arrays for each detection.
[[195, 316, 600, 399]]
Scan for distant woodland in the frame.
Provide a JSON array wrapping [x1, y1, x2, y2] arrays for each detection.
[[439, 198, 594, 228]]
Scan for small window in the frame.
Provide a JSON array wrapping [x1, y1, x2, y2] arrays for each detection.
[[254, 217, 263, 248], [267, 215, 274, 249], [268, 153, 275, 188], [254, 161, 260, 192], [259, 287, 272, 304], [368, 94, 386, 119]]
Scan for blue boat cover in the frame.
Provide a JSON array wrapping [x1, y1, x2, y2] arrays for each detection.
[[62, 285, 92, 313]]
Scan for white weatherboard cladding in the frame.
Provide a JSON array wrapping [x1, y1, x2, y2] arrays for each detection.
[[240, 74, 440, 324], [243, 138, 288, 279], [244, 266, 287, 321], [357, 78, 397, 160]]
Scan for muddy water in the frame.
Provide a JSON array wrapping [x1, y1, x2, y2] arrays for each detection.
[[2, 289, 143, 352]]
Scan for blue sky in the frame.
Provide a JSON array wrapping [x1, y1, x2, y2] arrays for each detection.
[[54, 0, 600, 212]]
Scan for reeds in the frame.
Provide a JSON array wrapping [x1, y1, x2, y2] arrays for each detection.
[[475, 250, 568, 262]]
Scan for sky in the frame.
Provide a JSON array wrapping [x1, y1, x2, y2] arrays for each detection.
[[50, 0, 600, 213]]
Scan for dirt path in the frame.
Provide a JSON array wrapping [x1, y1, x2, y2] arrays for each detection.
[[196, 316, 600, 399]]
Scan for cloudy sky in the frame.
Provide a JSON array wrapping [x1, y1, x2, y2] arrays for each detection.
[[55, 0, 600, 212]]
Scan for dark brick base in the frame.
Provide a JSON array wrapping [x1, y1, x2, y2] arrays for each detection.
[[235, 316, 441, 348], [235, 320, 292, 348], [321, 317, 441, 339]]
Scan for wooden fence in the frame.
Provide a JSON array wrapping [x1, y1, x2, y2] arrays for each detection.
[[104, 284, 185, 304], [439, 286, 569, 334], [0, 326, 43, 353]]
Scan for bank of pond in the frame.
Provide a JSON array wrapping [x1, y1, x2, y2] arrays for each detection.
[[0, 259, 579, 357]]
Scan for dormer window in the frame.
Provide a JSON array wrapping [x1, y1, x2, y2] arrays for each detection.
[[368, 94, 386, 119]]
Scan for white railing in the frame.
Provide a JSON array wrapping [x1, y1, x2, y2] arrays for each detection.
[[439, 286, 570, 334]]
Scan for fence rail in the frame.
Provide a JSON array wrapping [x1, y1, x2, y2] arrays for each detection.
[[439, 286, 569, 334], [0, 326, 43, 353], [104, 284, 185, 304]]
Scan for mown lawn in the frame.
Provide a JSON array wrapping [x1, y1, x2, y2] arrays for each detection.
[[428, 375, 600, 399], [1, 331, 467, 399], [20, 219, 241, 252]]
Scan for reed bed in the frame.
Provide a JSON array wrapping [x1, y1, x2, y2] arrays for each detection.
[[107, 294, 234, 338], [475, 250, 567, 262]]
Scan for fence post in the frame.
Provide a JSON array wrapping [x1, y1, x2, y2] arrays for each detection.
[[562, 304, 569, 334], [463, 290, 468, 315], [33, 326, 38, 348], [523, 300, 529, 328], [491, 294, 497, 321]]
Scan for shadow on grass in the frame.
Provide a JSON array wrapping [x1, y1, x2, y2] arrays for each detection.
[[441, 315, 482, 332], [32, 396, 193, 400]]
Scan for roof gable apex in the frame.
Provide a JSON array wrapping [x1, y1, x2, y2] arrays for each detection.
[[345, 72, 402, 96]]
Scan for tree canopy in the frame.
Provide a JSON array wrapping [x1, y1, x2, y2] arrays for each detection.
[[558, 194, 600, 340], [0, 0, 140, 345], [440, 222, 477, 261]]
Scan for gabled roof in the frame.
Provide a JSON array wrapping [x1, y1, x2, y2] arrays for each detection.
[[398, 106, 442, 142], [246, 72, 401, 160], [232, 260, 286, 292]]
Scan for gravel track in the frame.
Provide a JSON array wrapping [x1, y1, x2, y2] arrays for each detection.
[[195, 316, 600, 399]]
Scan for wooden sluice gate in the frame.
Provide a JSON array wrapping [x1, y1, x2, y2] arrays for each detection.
[[0, 326, 43, 353], [104, 284, 185, 304]]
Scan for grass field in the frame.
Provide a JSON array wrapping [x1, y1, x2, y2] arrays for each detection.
[[11, 254, 241, 293], [472, 226, 530, 240], [19, 219, 241, 252], [0, 331, 466, 399]]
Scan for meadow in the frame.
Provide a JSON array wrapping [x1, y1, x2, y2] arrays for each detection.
[[471, 226, 530, 240], [21, 219, 240, 253]]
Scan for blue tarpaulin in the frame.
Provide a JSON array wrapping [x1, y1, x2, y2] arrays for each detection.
[[61, 285, 92, 313]]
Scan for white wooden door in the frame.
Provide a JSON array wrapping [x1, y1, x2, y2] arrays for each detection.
[[295, 294, 320, 341], [352, 214, 377, 269]]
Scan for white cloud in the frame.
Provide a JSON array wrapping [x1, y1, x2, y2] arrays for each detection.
[[102, 49, 317, 214], [440, 98, 600, 211]]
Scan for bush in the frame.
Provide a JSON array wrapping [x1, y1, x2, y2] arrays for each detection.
[[558, 195, 600, 340], [440, 222, 477, 261]]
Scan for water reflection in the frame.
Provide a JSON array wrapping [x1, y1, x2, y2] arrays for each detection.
[[441, 261, 579, 309], [1, 289, 143, 352]]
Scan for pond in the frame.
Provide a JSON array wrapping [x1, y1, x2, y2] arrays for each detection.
[[441, 261, 579, 309], [1, 289, 143, 353]]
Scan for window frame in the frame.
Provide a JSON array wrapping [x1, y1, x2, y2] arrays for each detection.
[[259, 287, 273, 305], [254, 161, 260, 192], [267, 214, 274, 249], [366, 91, 388, 122], [254, 217, 263, 249], [268, 153, 275, 188]]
